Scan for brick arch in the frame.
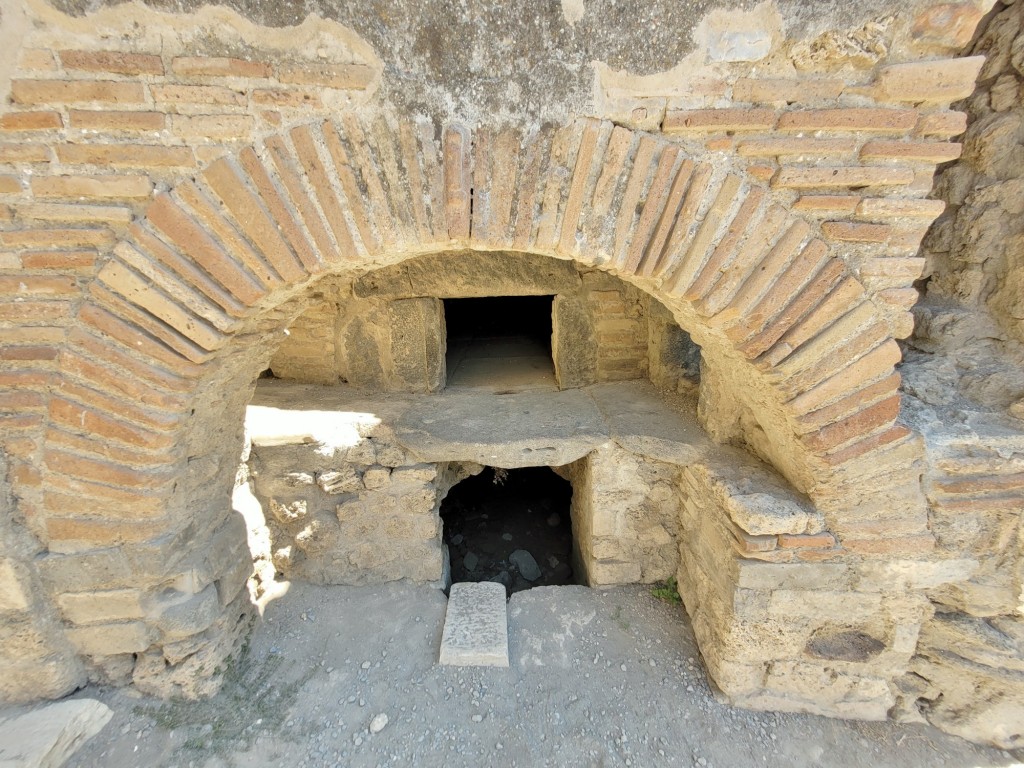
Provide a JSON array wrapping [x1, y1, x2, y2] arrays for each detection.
[[42, 115, 906, 554]]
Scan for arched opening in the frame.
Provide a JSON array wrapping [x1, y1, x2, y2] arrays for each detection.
[[34, 114, 912, 714], [236, 251, 708, 596], [440, 466, 575, 594]]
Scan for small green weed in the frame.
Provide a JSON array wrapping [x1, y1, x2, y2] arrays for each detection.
[[651, 577, 682, 604], [136, 638, 314, 758], [611, 604, 631, 631]]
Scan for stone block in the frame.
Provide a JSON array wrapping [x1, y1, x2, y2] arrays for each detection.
[[66, 622, 155, 656], [391, 464, 438, 484], [0, 657, 86, 704], [0, 559, 30, 612], [439, 582, 509, 667], [388, 298, 444, 393], [735, 561, 852, 591], [394, 487, 438, 516], [767, 590, 882, 621], [317, 467, 361, 494], [913, 615, 1024, 750], [146, 584, 221, 640], [855, 558, 978, 592], [362, 466, 391, 490], [588, 560, 642, 585], [724, 492, 819, 536], [552, 295, 597, 388], [57, 588, 145, 625], [0, 698, 112, 768], [341, 315, 388, 391]]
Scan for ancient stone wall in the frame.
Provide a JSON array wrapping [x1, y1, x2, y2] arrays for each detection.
[[267, 253, 663, 391], [903, 0, 1024, 748], [0, 0, 1020, 750]]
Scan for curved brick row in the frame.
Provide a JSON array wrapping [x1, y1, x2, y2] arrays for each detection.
[[40, 116, 921, 556]]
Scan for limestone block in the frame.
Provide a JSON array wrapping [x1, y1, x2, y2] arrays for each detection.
[[35, 549, 136, 595], [362, 466, 391, 490], [395, 487, 437, 515], [735, 561, 852, 592], [133, 597, 254, 700], [0, 618, 65, 662], [317, 467, 362, 494], [269, 498, 308, 523], [395, 388, 608, 468], [391, 464, 438, 484], [0, 699, 112, 768], [340, 313, 388, 390], [146, 584, 221, 640], [854, 558, 978, 592], [710, 659, 768, 697], [284, 472, 314, 487], [57, 589, 145, 626], [0, 559, 29, 612], [587, 560, 642, 585], [345, 441, 377, 465], [439, 582, 509, 667], [0, 657, 86, 705], [375, 442, 407, 467], [724, 493, 821, 536], [388, 298, 445, 393], [382, 514, 439, 540], [767, 590, 882, 622], [913, 613, 1024, 749], [66, 622, 155, 656], [552, 295, 597, 388]]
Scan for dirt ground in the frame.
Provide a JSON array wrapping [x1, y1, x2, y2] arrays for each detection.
[[44, 582, 1023, 768]]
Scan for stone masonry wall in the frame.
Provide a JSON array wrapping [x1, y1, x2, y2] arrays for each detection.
[[269, 254, 659, 391], [0, 0, 1019, 749], [902, 1, 1024, 748]]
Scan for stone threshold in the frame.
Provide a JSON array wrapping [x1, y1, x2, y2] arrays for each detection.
[[439, 582, 509, 667]]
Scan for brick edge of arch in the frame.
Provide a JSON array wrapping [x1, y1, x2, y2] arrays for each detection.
[[40, 114, 923, 555]]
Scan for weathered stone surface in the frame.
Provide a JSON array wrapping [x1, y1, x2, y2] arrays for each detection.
[[509, 550, 541, 581], [911, 613, 1024, 749], [551, 295, 597, 389], [354, 251, 581, 298], [396, 388, 609, 468], [439, 582, 509, 667], [388, 298, 445, 393], [0, 559, 30, 612], [0, 0, 1010, 744], [0, 699, 112, 768]]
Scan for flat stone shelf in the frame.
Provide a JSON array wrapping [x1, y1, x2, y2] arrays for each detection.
[[247, 379, 712, 469], [439, 582, 509, 667]]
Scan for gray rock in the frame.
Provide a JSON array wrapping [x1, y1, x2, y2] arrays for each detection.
[[369, 713, 389, 734], [510, 550, 541, 581], [0, 699, 112, 768], [464, 552, 479, 572]]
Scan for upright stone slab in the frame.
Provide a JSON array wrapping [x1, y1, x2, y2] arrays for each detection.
[[439, 582, 509, 667]]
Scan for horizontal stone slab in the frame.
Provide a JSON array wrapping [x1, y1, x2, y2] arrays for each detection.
[[439, 581, 508, 667]]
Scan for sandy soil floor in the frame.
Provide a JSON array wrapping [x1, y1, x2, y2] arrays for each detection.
[[52, 582, 1024, 768]]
